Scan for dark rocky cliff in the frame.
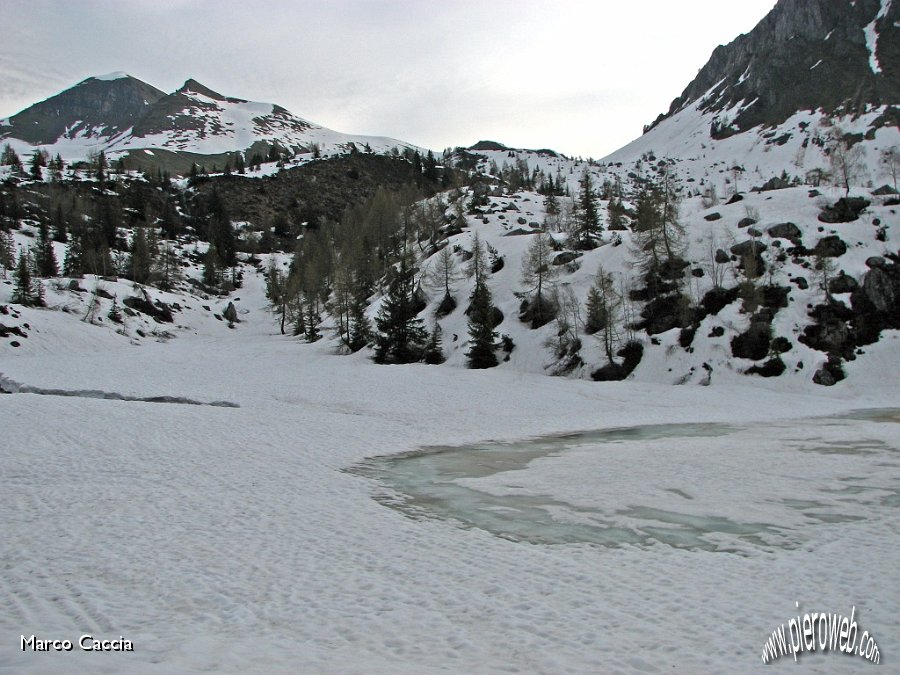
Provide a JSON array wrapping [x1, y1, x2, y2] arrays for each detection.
[[646, 0, 899, 135], [0, 75, 166, 144]]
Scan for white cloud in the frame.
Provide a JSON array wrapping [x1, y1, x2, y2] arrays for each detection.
[[1, 0, 776, 157]]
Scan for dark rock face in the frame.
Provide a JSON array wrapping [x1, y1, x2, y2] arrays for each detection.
[[644, 0, 899, 135], [0, 75, 166, 145]]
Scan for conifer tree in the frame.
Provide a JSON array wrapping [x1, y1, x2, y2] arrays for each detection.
[[34, 221, 58, 277], [2, 145, 22, 172], [12, 250, 35, 305], [0, 230, 15, 278], [203, 244, 220, 286], [466, 275, 498, 369], [51, 203, 68, 242], [30, 150, 46, 181], [374, 255, 427, 364], [348, 290, 372, 352], [128, 227, 152, 284], [574, 170, 602, 249], [63, 233, 85, 277], [424, 323, 445, 364]]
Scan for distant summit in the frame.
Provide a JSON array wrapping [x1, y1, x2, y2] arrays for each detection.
[[0, 74, 419, 174]]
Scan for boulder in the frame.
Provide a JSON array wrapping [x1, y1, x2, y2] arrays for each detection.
[[828, 272, 858, 295], [552, 251, 579, 266], [817, 197, 869, 223], [767, 222, 802, 244], [862, 267, 895, 313], [223, 302, 239, 324], [811, 235, 847, 258]]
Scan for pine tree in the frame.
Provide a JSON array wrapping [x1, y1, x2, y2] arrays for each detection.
[[30, 150, 46, 181], [95, 150, 107, 185], [203, 244, 220, 286], [374, 256, 427, 364], [155, 239, 182, 292], [466, 276, 498, 369], [108, 296, 123, 324], [1, 144, 22, 172], [574, 170, 602, 249], [0, 230, 15, 278], [348, 290, 372, 352], [34, 222, 58, 277], [128, 227, 152, 284], [12, 250, 34, 305], [424, 323, 445, 364], [63, 233, 85, 277], [51, 203, 68, 242]]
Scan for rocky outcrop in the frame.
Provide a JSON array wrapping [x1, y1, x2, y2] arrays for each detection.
[[645, 0, 899, 135], [0, 74, 166, 145]]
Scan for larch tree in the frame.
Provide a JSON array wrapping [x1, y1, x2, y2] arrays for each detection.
[[520, 232, 558, 328]]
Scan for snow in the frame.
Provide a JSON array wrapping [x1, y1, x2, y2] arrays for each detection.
[[1, 202, 898, 672], [864, 0, 893, 74], [92, 71, 130, 82], [810, 59, 823, 70]]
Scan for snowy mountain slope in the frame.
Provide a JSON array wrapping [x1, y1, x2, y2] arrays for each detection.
[[0, 74, 420, 171]]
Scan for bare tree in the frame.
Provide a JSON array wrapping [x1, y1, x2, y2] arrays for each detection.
[[881, 146, 899, 192], [585, 266, 623, 363], [827, 127, 866, 196], [520, 232, 558, 327]]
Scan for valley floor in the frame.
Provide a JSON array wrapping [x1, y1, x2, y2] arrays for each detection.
[[1, 270, 898, 674]]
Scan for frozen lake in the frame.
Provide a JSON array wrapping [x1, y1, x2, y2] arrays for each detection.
[[352, 409, 900, 554]]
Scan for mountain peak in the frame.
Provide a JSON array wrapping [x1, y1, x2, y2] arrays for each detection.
[[177, 79, 226, 100], [88, 71, 132, 82]]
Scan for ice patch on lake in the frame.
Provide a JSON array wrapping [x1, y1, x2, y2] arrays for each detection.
[[352, 411, 899, 554]]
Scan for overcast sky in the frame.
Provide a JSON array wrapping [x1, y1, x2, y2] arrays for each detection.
[[2, 0, 776, 158]]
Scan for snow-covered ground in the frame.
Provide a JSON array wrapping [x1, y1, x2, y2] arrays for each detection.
[[2, 257, 898, 673]]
